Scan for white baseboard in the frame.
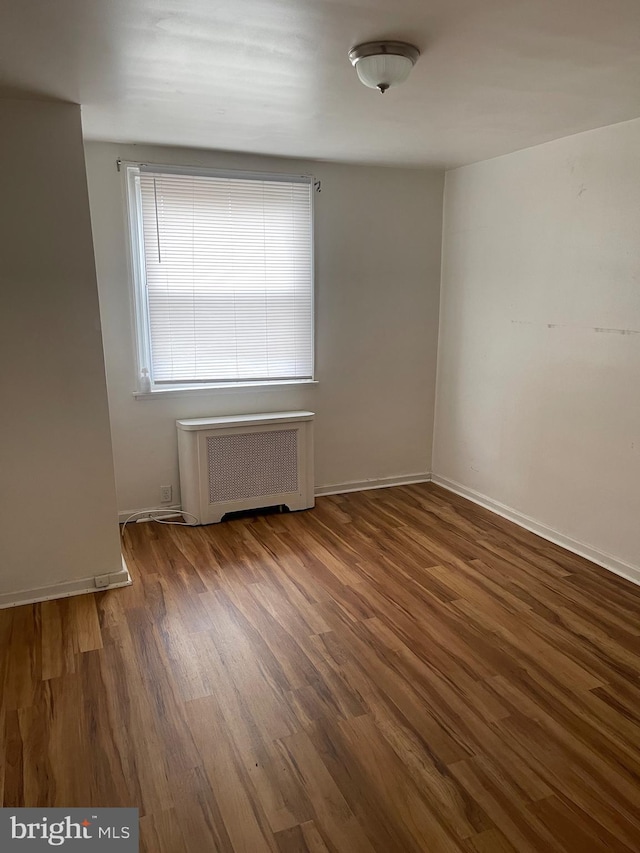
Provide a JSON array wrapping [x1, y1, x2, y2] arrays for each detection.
[[315, 473, 432, 497], [0, 556, 132, 610], [431, 474, 640, 588]]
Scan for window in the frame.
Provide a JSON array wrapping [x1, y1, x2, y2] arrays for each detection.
[[124, 164, 314, 391]]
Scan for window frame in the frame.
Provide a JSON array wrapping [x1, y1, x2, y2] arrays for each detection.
[[122, 161, 316, 396]]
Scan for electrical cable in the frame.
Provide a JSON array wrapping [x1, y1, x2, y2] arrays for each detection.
[[120, 507, 199, 537], [148, 513, 199, 527]]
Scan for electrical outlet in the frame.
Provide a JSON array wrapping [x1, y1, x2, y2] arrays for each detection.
[[160, 484, 172, 503]]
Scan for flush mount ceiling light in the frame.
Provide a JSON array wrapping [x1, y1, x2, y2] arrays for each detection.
[[348, 40, 420, 94]]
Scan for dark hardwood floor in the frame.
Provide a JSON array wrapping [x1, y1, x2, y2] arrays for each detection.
[[2, 483, 640, 852]]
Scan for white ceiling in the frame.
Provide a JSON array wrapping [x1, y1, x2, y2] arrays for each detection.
[[2, 0, 640, 168]]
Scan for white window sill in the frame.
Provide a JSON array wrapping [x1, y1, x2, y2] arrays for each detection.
[[133, 379, 318, 400]]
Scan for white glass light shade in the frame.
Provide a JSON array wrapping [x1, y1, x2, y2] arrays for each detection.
[[355, 53, 414, 92]]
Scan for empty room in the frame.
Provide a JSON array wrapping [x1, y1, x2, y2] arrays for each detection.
[[1, 0, 639, 851]]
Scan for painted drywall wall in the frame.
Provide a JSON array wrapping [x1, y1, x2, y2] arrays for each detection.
[[85, 142, 443, 514], [0, 100, 123, 599], [434, 117, 640, 570]]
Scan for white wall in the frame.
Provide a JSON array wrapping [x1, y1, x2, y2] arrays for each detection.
[[85, 142, 444, 514], [0, 100, 123, 602], [434, 118, 640, 573]]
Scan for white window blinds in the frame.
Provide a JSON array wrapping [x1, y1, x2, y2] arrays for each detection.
[[129, 166, 314, 386]]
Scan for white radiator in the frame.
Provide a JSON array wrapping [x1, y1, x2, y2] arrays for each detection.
[[176, 411, 315, 525]]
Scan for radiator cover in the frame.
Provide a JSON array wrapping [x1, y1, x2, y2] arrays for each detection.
[[177, 411, 314, 525]]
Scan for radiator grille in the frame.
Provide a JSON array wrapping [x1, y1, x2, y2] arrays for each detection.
[[207, 429, 299, 504]]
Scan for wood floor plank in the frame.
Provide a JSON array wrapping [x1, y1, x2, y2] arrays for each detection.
[[186, 696, 279, 852], [464, 827, 518, 853], [1, 483, 639, 852], [275, 728, 377, 853], [528, 795, 637, 853], [313, 712, 467, 852], [447, 757, 565, 853], [3, 606, 40, 710], [139, 807, 190, 853], [171, 765, 235, 853], [275, 820, 332, 853], [40, 600, 67, 680]]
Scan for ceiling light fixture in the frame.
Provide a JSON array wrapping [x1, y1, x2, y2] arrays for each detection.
[[348, 40, 420, 94]]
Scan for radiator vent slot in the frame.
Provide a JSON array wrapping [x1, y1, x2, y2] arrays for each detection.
[[177, 411, 314, 525], [207, 429, 299, 503]]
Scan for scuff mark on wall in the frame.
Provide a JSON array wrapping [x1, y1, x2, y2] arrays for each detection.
[[510, 320, 639, 335], [593, 327, 639, 335]]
